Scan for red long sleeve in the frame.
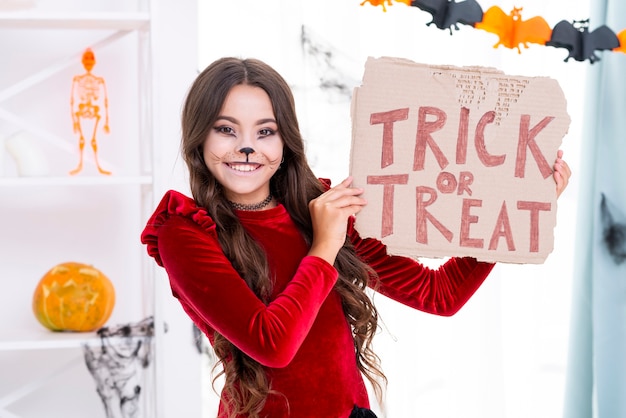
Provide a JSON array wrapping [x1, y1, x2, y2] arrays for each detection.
[[348, 217, 495, 316]]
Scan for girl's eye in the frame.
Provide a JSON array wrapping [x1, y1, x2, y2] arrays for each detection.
[[214, 126, 234, 135], [259, 128, 275, 137]]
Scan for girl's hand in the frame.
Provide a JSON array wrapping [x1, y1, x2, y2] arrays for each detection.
[[554, 149, 572, 198], [308, 177, 367, 265]]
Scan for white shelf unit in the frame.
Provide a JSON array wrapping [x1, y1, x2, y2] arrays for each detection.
[[0, 328, 102, 352], [0, 11, 150, 30], [0, 3, 157, 417], [0, 175, 152, 186]]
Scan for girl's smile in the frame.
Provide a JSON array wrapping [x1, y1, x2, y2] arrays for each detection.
[[227, 162, 262, 173]]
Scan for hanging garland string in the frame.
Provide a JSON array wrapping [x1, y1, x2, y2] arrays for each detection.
[[360, 0, 626, 63]]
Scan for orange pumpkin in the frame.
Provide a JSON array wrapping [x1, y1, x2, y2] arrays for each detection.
[[32, 262, 115, 332]]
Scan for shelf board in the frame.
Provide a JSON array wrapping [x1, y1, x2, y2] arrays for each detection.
[[0, 11, 150, 30], [0, 175, 152, 187], [0, 328, 101, 351]]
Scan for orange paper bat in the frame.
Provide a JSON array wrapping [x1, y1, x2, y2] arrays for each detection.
[[475, 6, 552, 53], [615, 29, 626, 53], [360, 0, 392, 12], [360, 0, 410, 11]]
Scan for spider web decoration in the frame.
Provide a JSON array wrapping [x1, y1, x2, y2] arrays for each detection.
[[300, 25, 361, 102], [83, 316, 154, 418]]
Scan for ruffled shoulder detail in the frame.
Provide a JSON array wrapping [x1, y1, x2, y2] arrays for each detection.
[[140, 190, 217, 266], [319, 178, 331, 190]]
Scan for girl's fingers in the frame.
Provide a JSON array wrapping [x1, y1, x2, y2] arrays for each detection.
[[311, 194, 367, 214], [553, 150, 571, 198], [316, 177, 365, 205]]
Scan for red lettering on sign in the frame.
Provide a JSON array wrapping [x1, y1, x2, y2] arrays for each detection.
[[460, 198, 484, 248], [367, 174, 409, 237], [489, 201, 516, 251], [436, 171, 457, 194], [414, 106, 449, 171], [458, 171, 473, 196], [517, 200, 551, 252], [515, 115, 554, 179], [416, 186, 453, 244], [475, 110, 505, 167], [370, 108, 410, 168], [456, 107, 469, 164]]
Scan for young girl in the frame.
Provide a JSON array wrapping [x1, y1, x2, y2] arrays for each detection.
[[141, 57, 571, 418]]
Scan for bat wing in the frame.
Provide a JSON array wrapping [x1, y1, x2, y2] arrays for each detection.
[[616, 29, 626, 53], [518, 16, 552, 46], [546, 20, 580, 61], [581, 25, 620, 63], [449, 0, 484, 27], [475, 6, 510, 36], [412, 0, 448, 29], [589, 25, 620, 51]]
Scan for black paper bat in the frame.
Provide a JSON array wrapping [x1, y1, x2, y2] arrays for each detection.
[[546, 19, 620, 63], [412, 0, 483, 34], [600, 193, 626, 265]]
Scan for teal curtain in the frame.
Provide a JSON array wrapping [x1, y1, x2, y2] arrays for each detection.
[[562, 1, 626, 417]]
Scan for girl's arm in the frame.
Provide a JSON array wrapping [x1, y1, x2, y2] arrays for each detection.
[[349, 219, 495, 316], [155, 215, 338, 368]]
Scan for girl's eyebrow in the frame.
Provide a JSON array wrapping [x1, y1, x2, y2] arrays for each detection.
[[257, 118, 277, 125], [215, 116, 277, 125], [215, 115, 238, 124]]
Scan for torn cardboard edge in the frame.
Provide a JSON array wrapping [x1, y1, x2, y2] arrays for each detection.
[[349, 56, 571, 264]]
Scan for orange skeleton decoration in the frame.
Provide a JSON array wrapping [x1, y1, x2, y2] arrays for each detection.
[[70, 48, 111, 175], [475, 6, 552, 53]]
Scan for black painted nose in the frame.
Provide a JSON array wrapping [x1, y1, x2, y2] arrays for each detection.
[[239, 147, 255, 156]]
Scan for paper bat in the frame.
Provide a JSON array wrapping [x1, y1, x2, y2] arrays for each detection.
[[360, 0, 393, 12], [600, 193, 626, 265], [475, 6, 552, 53], [546, 19, 620, 63], [411, 0, 483, 34]]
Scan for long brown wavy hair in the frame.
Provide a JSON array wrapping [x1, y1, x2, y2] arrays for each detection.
[[180, 57, 386, 417]]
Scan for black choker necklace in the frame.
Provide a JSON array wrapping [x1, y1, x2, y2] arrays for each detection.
[[228, 194, 273, 211]]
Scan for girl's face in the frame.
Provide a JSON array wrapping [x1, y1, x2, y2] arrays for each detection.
[[203, 84, 284, 204]]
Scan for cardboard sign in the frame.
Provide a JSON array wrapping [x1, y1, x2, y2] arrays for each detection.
[[350, 57, 571, 264]]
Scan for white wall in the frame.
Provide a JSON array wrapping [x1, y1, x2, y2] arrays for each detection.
[[197, 1, 588, 417]]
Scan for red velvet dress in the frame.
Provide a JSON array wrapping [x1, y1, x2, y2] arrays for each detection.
[[141, 190, 495, 418]]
